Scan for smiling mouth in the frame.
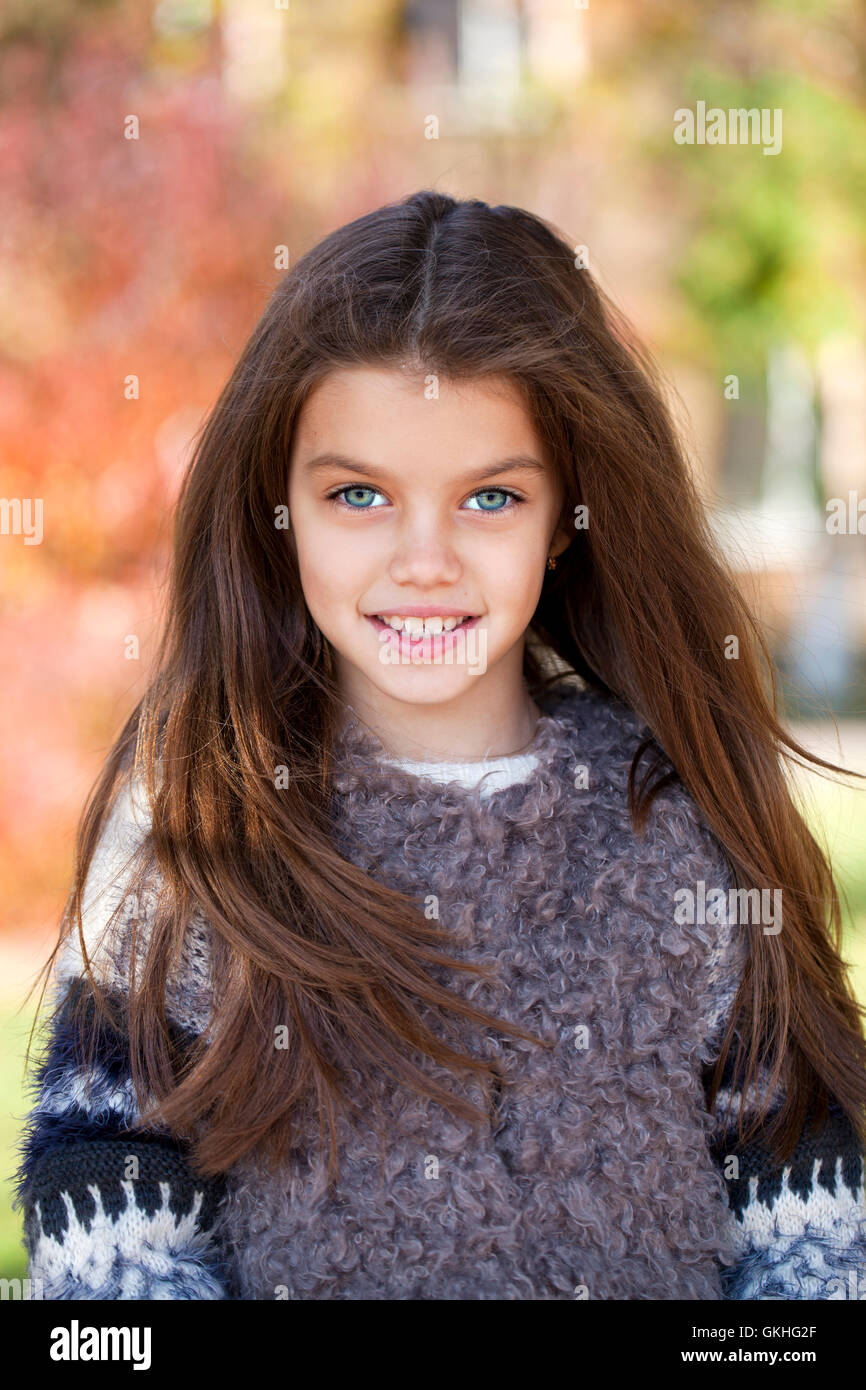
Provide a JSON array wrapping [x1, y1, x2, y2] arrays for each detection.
[[366, 614, 480, 639]]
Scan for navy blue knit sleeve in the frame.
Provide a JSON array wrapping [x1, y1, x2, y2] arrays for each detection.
[[13, 779, 230, 1300], [686, 812, 866, 1301], [704, 1045, 866, 1300], [14, 976, 230, 1300]]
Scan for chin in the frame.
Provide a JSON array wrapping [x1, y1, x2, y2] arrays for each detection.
[[370, 669, 483, 704]]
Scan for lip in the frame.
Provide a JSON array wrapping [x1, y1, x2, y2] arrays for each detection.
[[362, 605, 479, 619]]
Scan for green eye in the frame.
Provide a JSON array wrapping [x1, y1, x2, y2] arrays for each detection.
[[327, 484, 525, 513], [329, 486, 384, 509], [465, 488, 523, 511]]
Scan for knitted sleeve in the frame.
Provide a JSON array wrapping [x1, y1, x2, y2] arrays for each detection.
[[700, 886, 866, 1300], [705, 1050, 866, 1301], [14, 779, 230, 1300]]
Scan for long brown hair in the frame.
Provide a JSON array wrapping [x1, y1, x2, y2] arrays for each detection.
[[29, 190, 866, 1179]]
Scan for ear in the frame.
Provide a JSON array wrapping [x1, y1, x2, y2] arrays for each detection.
[[548, 522, 573, 561]]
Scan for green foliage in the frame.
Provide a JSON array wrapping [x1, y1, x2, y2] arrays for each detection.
[[657, 68, 866, 376]]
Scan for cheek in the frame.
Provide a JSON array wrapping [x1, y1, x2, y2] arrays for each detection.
[[485, 538, 546, 612], [293, 520, 368, 625], [300, 550, 345, 615], [290, 518, 334, 614]]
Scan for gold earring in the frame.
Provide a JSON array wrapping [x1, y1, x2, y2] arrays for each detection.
[[547, 554, 557, 570]]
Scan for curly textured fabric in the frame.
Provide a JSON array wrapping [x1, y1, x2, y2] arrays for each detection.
[[215, 682, 861, 1299], [15, 680, 866, 1299]]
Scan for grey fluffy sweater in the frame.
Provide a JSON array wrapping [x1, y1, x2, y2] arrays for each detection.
[[16, 682, 866, 1299]]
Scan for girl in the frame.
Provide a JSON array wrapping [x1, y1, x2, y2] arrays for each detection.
[[15, 190, 866, 1300]]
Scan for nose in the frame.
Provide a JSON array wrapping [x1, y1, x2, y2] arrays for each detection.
[[387, 510, 463, 589]]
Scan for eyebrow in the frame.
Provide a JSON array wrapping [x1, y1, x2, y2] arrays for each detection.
[[300, 452, 548, 483]]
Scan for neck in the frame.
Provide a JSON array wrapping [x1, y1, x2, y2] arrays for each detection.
[[336, 686, 543, 763]]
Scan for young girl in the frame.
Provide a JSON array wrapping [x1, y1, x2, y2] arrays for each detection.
[[15, 190, 866, 1300]]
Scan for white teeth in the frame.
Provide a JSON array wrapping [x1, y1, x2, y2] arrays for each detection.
[[375, 614, 469, 635]]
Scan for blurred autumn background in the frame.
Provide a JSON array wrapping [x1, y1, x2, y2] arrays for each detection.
[[2, 0, 866, 1282]]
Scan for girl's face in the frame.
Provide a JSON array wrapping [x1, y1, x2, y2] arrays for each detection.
[[287, 366, 570, 722]]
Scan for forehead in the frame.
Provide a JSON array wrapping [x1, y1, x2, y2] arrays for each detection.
[[291, 367, 545, 461]]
